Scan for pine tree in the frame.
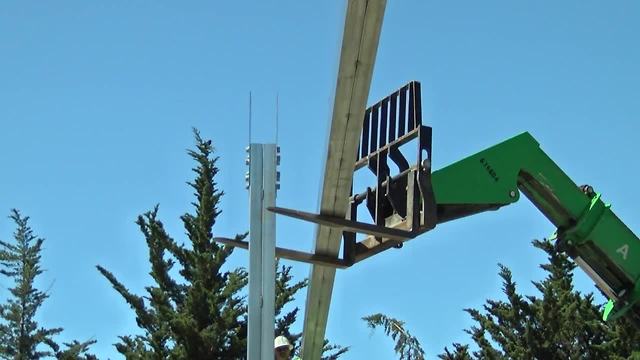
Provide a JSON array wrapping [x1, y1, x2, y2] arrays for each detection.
[[364, 238, 640, 359], [98, 129, 347, 359], [0, 209, 96, 360], [274, 263, 348, 360], [274, 261, 307, 358], [438, 239, 640, 360], [363, 313, 424, 360]]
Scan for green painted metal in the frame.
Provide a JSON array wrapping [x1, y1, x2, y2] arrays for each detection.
[[431, 132, 640, 325], [604, 299, 615, 321]]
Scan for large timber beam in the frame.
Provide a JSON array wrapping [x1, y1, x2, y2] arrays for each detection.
[[301, 1, 387, 359]]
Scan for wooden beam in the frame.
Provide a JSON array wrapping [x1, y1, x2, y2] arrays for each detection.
[[301, 2, 387, 358]]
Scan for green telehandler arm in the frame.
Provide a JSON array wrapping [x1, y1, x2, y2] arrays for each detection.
[[241, 81, 639, 328], [431, 131, 639, 326]]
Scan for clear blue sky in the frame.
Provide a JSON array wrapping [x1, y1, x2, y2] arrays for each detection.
[[1, 1, 638, 359]]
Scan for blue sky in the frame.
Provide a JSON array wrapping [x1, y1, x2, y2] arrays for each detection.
[[0, 1, 638, 358]]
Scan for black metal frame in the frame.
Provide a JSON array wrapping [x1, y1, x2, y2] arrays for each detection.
[[264, 81, 437, 268], [342, 81, 436, 265]]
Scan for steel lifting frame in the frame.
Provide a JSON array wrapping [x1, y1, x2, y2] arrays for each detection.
[[269, 80, 640, 325], [269, 81, 436, 267]]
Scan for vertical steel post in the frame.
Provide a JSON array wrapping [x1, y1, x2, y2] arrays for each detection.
[[247, 143, 277, 360], [261, 144, 277, 359], [248, 144, 263, 360]]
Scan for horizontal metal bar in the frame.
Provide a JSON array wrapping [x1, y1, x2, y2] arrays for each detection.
[[213, 238, 349, 269], [267, 207, 414, 241]]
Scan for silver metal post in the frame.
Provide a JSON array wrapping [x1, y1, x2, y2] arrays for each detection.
[[261, 144, 277, 359], [247, 143, 277, 360], [247, 144, 263, 360]]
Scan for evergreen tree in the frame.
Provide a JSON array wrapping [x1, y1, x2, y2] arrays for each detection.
[[439, 239, 640, 360], [98, 129, 347, 359], [365, 238, 640, 359], [363, 313, 424, 360], [0, 209, 96, 360], [275, 263, 348, 360]]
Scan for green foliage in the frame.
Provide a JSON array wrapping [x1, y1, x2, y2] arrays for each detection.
[[366, 238, 640, 360], [439, 238, 640, 360], [97, 130, 246, 359], [0, 210, 96, 360], [274, 264, 348, 360], [55, 340, 99, 360], [363, 313, 424, 360], [439, 344, 472, 360], [320, 340, 350, 360], [98, 129, 347, 359], [274, 262, 306, 354]]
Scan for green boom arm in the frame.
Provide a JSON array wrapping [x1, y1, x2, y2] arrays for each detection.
[[431, 132, 639, 325]]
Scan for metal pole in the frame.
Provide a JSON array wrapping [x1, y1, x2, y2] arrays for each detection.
[[247, 143, 277, 360], [247, 144, 264, 360], [261, 144, 277, 359]]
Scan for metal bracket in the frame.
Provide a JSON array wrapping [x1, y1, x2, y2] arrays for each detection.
[[267, 81, 438, 268]]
